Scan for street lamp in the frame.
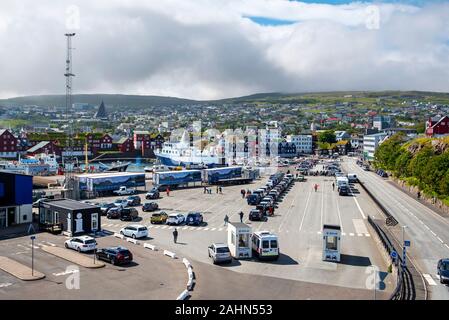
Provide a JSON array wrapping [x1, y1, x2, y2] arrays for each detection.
[[402, 225, 408, 269]]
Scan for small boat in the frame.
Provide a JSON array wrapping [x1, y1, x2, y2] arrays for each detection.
[[99, 161, 130, 172]]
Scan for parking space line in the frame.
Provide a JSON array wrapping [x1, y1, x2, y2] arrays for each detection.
[[218, 228, 223, 231], [204, 228, 209, 231], [365, 234, 370, 237], [298, 190, 312, 232], [211, 228, 216, 231], [357, 233, 363, 237], [349, 233, 355, 237]]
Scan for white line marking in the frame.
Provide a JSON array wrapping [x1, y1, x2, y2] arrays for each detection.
[[53, 269, 79, 277], [365, 234, 371, 237], [0, 283, 12, 288], [154, 226, 160, 229], [423, 274, 437, 286], [437, 237, 444, 243], [445, 244, 449, 250], [351, 191, 366, 219], [218, 228, 223, 231], [430, 230, 436, 236], [182, 227, 188, 230], [161, 226, 167, 229], [317, 231, 322, 234], [204, 228, 209, 231], [349, 233, 355, 236], [299, 190, 312, 232], [357, 233, 363, 237], [211, 228, 216, 231], [342, 232, 346, 236]]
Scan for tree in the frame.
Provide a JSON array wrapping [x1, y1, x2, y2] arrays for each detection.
[[318, 130, 336, 144]]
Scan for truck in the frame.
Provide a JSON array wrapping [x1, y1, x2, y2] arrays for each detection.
[[113, 186, 137, 195], [336, 177, 349, 193], [202, 166, 243, 184], [153, 170, 202, 188]]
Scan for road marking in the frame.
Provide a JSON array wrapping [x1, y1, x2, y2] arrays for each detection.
[[168, 226, 173, 230], [211, 228, 216, 231], [430, 230, 436, 236], [349, 233, 355, 237], [350, 191, 366, 219], [182, 226, 188, 230], [204, 228, 209, 231], [317, 231, 322, 234], [342, 232, 346, 236], [53, 269, 79, 277], [0, 283, 12, 288], [161, 226, 167, 229], [43, 241, 56, 247], [153, 226, 160, 229], [365, 234, 371, 237], [353, 219, 369, 234], [320, 182, 325, 228], [357, 233, 363, 237], [437, 237, 444, 243], [299, 190, 312, 232], [445, 244, 449, 250], [423, 274, 437, 286], [218, 228, 223, 231]]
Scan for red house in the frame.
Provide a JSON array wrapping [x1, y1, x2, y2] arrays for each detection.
[[0, 129, 18, 159], [426, 115, 449, 137], [116, 137, 134, 153], [26, 141, 61, 156]]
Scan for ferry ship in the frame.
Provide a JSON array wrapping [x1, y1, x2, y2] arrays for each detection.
[[154, 131, 224, 167]]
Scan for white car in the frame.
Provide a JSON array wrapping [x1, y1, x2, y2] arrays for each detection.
[[166, 213, 185, 225], [119, 224, 148, 239], [64, 236, 97, 252]]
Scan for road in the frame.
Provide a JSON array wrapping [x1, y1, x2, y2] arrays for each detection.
[[98, 168, 393, 298], [344, 157, 449, 300]]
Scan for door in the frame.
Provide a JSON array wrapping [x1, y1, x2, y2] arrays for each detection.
[[0, 208, 6, 229], [91, 213, 98, 232], [7, 207, 16, 227]]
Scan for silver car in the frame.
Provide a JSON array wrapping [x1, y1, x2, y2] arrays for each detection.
[[208, 243, 232, 264]]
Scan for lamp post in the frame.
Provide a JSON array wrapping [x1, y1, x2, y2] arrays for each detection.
[[30, 235, 36, 276], [402, 225, 407, 269]]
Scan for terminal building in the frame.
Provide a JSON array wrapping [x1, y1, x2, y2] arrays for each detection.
[[0, 171, 33, 229]]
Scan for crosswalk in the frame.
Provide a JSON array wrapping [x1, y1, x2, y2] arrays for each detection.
[[423, 273, 438, 286], [15, 241, 57, 255]]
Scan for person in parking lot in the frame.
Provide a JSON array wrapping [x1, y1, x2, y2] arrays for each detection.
[[216, 186, 219, 193], [166, 187, 170, 197], [314, 184, 319, 192], [173, 228, 178, 243], [219, 186, 223, 194], [332, 182, 335, 191], [204, 186, 207, 194], [240, 189, 245, 198], [239, 211, 244, 223], [224, 214, 229, 226]]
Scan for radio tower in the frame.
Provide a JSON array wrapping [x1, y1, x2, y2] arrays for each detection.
[[63, 33, 76, 199]]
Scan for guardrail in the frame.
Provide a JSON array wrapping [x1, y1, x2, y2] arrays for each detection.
[[359, 181, 398, 226], [367, 215, 415, 300]]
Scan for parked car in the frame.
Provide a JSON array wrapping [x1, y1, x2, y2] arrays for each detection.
[[166, 213, 185, 225], [249, 209, 264, 221], [142, 202, 159, 212], [120, 224, 148, 239], [145, 188, 160, 200], [100, 202, 116, 216], [437, 258, 449, 284], [126, 195, 141, 206], [95, 246, 133, 265], [186, 212, 203, 226], [64, 236, 97, 252], [247, 194, 261, 205], [113, 186, 136, 195], [150, 211, 168, 224], [114, 198, 129, 208], [120, 207, 139, 221], [208, 243, 232, 264], [106, 207, 122, 219]]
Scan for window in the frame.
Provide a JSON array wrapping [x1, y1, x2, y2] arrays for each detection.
[[326, 236, 338, 251], [91, 213, 98, 231], [262, 240, 270, 249]]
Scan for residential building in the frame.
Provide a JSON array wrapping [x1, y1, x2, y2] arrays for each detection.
[[0, 171, 33, 228], [363, 132, 389, 161], [278, 141, 297, 158], [425, 115, 449, 137], [116, 137, 135, 153], [336, 140, 351, 155], [26, 141, 61, 156], [373, 115, 395, 131], [286, 134, 313, 154], [0, 129, 18, 159], [335, 131, 351, 141]]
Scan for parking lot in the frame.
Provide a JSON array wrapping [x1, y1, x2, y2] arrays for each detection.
[[92, 163, 394, 298], [0, 232, 186, 299]]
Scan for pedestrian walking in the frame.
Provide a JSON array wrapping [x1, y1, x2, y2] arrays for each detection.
[[219, 186, 223, 194], [203, 186, 207, 194], [239, 211, 244, 223], [173, 228, 178, 244], [240, 189, 245, 198], [216, 186, 219, 194], [224, 214, 229, 226], [166, 187, 170, 197], [332, 182, 335, 191], [314, 184, 318, 192], [417, 191, 421, 200]]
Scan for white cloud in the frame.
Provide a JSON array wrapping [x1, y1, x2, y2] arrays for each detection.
[[0, 0, 448, 100]]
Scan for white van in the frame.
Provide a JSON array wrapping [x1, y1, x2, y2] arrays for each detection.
[[347, 173, 358, 183], [251, 231, 279, 260], [336, 177, 349, 190]]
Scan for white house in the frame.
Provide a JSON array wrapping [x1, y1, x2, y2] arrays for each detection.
[[363, 132, 389, 161], [286, 134, 313, 154]]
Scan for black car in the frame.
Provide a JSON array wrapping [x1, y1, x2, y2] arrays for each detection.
[[437, 259, 449, 284], [95, 247, 133, 265], [100, 203, 116, 216], [186, 212, 204, 226], [120, 208, 139, 221], [106, 207, 121, 219], [146, 188, 160, 200], [126, 195, 141, 206], [247, 194, 261, 205], [249, 209, 264, 221], [142, 202, 159, 212], [339, 185, 349, 196]]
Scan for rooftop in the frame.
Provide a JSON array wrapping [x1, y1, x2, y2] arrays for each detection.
[[43, 199, 99, 210]]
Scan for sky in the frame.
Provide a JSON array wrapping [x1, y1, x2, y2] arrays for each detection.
[[0, 0, 448, 100]]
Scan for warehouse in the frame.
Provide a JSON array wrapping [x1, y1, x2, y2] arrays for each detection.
[[0, 171, 33, 229]]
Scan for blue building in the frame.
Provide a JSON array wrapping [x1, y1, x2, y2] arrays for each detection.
[[0, 171, 33, 229]]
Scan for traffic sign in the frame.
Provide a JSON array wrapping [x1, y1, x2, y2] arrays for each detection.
[[404, 240, 411, 247], [390, 251, 397, 259], [30, 235, 36, 240]]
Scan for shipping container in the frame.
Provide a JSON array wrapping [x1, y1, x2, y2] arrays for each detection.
[[153, 170, 202, 186]]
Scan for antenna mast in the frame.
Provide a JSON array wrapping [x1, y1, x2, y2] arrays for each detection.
[[64, 33, 76, 199]]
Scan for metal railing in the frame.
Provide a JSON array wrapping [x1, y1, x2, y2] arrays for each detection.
[[367, 215, 416, 300]]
